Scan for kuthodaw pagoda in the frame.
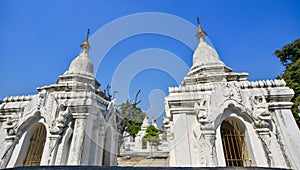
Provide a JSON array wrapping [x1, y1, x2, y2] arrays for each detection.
[[164, 18, 300, 169], [1, 18, 300, 169], [0, 31, 121, 168]]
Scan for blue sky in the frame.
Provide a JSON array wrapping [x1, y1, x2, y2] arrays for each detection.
[[1, 0, 300, 127]]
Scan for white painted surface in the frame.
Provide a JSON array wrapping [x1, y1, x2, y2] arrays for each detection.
[[164, 36, 300, 169], [0, 43, 120, 168]]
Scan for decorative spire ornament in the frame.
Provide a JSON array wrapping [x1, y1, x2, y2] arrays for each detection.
[[80, 29, 91, 53], [196, 17, 207, 40]]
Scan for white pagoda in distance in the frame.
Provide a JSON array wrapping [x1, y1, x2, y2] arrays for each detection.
[[122, 115, 168, 153]]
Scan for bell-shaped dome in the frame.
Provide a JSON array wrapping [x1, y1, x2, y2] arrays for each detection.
[[192, 37, 224, 67], [192, 17, 224, 68], [182, 18, 247, 85], [65, 30, 94, 77], [67, 51, 94, 77]]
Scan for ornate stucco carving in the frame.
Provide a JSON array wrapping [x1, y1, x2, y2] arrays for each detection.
[[194, 100, 208, 124], [50, 107, 72, 135], [251, 95, 271, 129]]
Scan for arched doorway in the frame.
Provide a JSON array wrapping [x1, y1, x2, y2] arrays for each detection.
[[221, 117, 250, 167], [23, 123, 47, 166]]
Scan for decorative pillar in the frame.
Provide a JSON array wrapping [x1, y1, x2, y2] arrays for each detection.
[[254, 107, 288, 168], [111, 133, 119, 165], [268, 107, 295, 168], [47, 134, 61, 165], [198, 126, 217, 167], [0, 136, 16, 168], [95, 125, 105, 165], [163, 118, 175, 166], [256, 129, 273, 166], [67, 113, 88, 165], [1, 116, 19, 168], [195, 101, 217, 167], [81, 117, 93, 165], [252, 95, 278, 167], [49, 106, 71, 165]]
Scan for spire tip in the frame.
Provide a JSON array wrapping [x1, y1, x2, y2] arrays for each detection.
[[86, 29, 90, 40], [80, 29, 91, 52], [196, 17, 207, 40]]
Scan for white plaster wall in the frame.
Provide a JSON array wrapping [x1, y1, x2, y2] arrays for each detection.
[[274, 109, 300, 170], [0, 122, 6, 151], [67, 118, 86, 165], [81, 118, 93, 165], [102, 126, 112, 166], [55, 126, 73, 165], [97, 126, 106, 165], [168, 121, 176, 166], [245, 125, 267, 167], [6, 130, 29, 168], [173, 114, 192, 166], [186, 114, 200, 166]]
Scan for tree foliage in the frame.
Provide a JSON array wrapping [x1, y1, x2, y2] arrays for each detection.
[[124, 121, 142, 138], [120, 100, 145, 138], [142, 125, 161, 146], [275, 39, 300, 67], [117, 91, 144, 155], [275, 38, 300, 127]]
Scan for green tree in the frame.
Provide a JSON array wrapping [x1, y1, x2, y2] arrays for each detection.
[[117, 90, 145, 155], [143, 125, 161, 157], [120, 100, 145, 138], [124, 120, 142, 138], [275, 38, 300, 127], [275, 39, 300, 67], [120, 101, 144, 123]]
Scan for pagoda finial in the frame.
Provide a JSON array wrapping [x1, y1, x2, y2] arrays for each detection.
[[197, 17, 200, 27], [196, 17, 207, 40], [80, 29, 91, 53], [86, 29, 90, 40]]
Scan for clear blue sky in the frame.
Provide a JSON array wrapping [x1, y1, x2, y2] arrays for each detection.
[[1, 0, 300, 126]]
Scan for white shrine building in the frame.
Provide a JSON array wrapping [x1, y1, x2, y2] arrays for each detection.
[[121, 116, 168, 153], [0, 31, 121, 168], [164, 19, 300, 169]]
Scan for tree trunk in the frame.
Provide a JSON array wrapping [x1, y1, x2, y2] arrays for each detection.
[[117, 135, 124, 156]]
